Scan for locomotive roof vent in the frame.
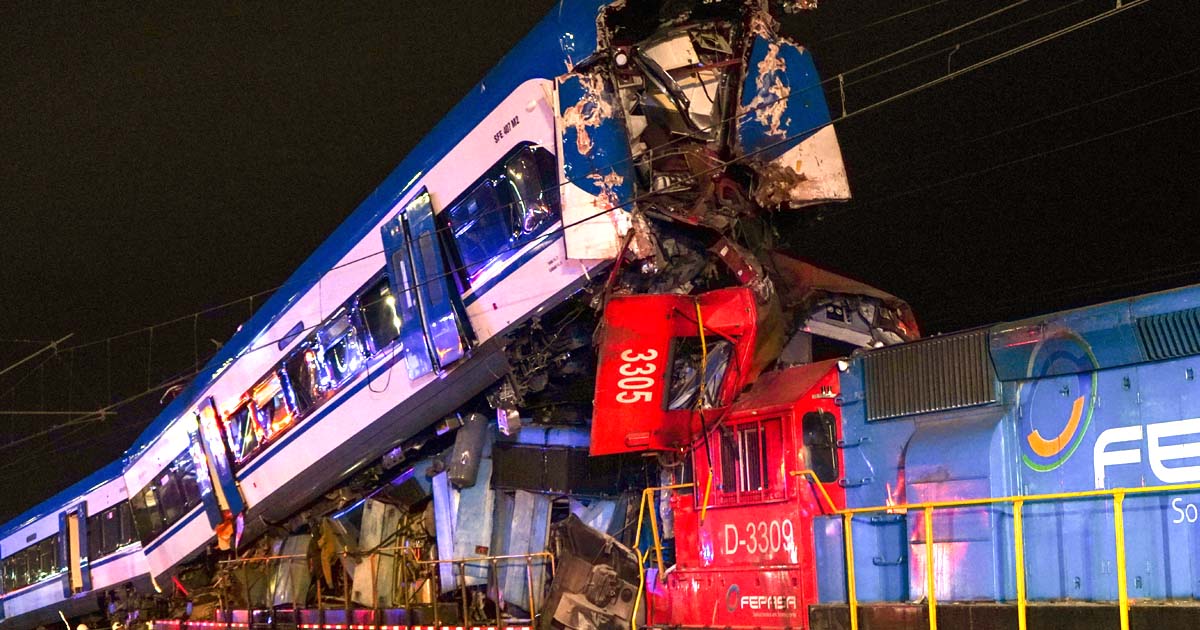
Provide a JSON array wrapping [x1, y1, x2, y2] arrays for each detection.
[[1135, 306, 1200, 361], [863, 329, 997, 422]]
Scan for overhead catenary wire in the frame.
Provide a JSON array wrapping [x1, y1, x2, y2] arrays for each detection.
[[814, 0, 951, 45], [854, 104, 1200, 208], [851, 64, 1200, 183], [0, 0, 1155, 465], [16, 0, 1091, 368], [299, 0, 1080, 281], [231, 0, 1154, 358]]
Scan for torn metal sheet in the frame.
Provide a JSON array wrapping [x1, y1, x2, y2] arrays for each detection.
[[350, 500, 401, 607], [555, 71, 638, 260], [539, 515, 640, 630], [737, 29, 850, 207], [496, 490, 551, 613]]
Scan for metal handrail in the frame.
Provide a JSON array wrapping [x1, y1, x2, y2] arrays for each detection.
[[631, 483, 695, 630], [212, 545, 553, 629], [791, 474, 1200, 630]]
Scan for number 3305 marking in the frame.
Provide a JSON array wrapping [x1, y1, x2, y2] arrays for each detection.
[[616, 349, 658, 403]]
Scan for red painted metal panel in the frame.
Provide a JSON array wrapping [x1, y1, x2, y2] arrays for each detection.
[[590, 288, 759, 456], [650, 361, 846, 629]]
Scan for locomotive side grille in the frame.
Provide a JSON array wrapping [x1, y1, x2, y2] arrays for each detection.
[[863, 329, 996, 421], [1136, 307, 1200, 361]]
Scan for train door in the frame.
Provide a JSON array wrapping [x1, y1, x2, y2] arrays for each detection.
[[58, 503, 91, 596], [192, 399, 245, 539], [382, 189, 473, 379]]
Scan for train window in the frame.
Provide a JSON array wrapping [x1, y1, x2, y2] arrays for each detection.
[[713, 418, 784, 502], [358, 276, 402, 353], [2, 555, 19, 591], [446, 180, 508, 284], [444, 146, 559, 289], [102, 506, 123, 555], [503, 148, 558, 239], [283, 342, 324, 416], [252, 374, 293, 441], [129, 450, 204, 546], [668, 338, 733, 410], [222, 402, 264, 465], [88, 512, 104, 559], [157, 468, 185, 525], [35, 537, 57, 580], [119, 500, 136, 547], [802, 411, 839, 483], [318, 308, 366, 388], [130, 483, 163, 544]]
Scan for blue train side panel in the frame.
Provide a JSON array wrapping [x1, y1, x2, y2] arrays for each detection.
[[817, 284, 1200, 605]]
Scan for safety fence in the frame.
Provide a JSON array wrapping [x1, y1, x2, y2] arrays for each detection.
[[168, 547, 554, 630], [795, 472, 1200, 630], [630, 472, 1200, 630]]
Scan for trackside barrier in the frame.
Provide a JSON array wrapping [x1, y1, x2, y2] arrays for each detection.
[[790, 471, 1200, 630], [210, 548, 554, 630]]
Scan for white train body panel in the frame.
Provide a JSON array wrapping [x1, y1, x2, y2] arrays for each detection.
[[123, 78, 604, 579], [1, 472, 148, 625]]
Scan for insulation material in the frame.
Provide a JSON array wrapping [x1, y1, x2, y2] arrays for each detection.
[[641, 35, 721, 132]]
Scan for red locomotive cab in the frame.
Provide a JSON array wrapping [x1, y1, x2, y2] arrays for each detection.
[[648, 361, 847, 629], [590, 287, 762, 456]]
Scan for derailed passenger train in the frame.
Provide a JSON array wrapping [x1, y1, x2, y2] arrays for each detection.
[[2, 0, 865, 627]]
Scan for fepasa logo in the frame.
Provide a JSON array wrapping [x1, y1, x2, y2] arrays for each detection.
[[724, 584, 797, 613], [1018, 332, 1098, 472]]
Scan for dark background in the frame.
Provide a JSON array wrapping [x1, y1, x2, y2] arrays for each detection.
[[1, 0, 1196, 521]]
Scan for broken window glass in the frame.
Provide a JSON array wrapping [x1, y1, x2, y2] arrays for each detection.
[[358, 275, 402, 353], [223, 402, 263, 465], [319, 308, 366, 388], [252, 374, 294, 441], [504, 148, 557, 239], [283, 341, 324, 416], [667, 337, 732, 410], [447, 180, 508, 284], [445, 145, 559, 289]]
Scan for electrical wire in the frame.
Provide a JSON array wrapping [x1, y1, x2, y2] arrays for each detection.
[[854, 104, 1199, 207], [0, 0, 1155, 467], [852, 64, 1200, 182], [231, 0, 1153, 358], [814, 0, 951, 45], [15, 0, 1095, 366]]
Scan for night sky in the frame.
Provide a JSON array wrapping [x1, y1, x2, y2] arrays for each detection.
[[1, 1, 1196, 521]]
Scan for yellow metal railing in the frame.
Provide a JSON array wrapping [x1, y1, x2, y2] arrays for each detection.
[[631, 482, 695, 630], [789, 474, 1200, 630]]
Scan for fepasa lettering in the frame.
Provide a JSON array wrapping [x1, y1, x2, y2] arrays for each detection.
[[1094, 418, 1200, 488]]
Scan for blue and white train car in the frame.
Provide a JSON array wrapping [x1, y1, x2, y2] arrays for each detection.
[[0, 461, 150, 628], [121, 1, 623, 580]]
